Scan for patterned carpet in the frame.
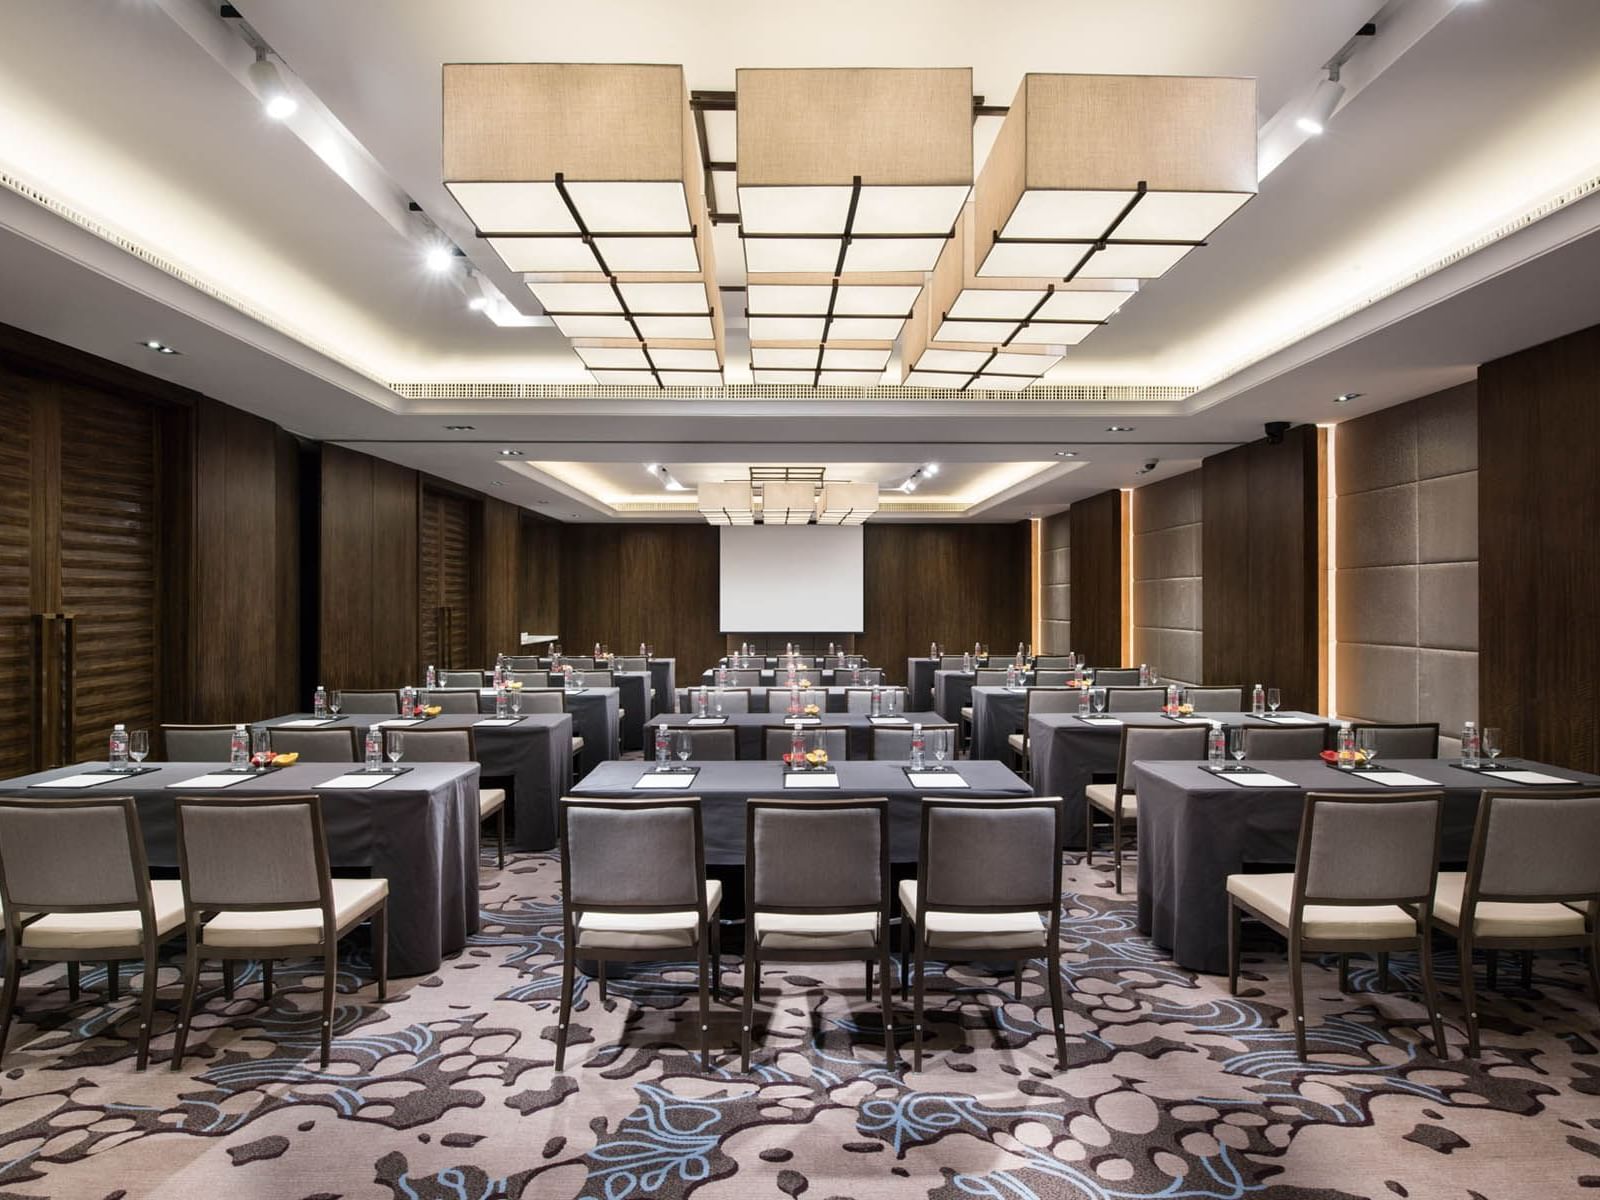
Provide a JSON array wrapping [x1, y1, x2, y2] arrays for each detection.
[[0, 849, 1597, 1200]]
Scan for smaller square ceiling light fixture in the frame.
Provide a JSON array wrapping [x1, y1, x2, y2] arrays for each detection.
[[973, 73, 1258, 281]]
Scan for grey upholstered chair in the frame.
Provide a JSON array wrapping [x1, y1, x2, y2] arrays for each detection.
[[338, 690, 400, 715], [764, 688, 827, 713], [267, 727, 359, 762], [1034, 655, 1074, 669], [1091, 668, 1141, 686], [0, 798, 186, 1070], [557, 657, 599, 670], [763, 727, 848, 761], [671, 727, 738, 761], [725, 669, 763, 687], [389, 727, 506, 868], [973, 669, 1010, 686], [514, 688, 565, 714], [1105, 686, 1166, 713], [1034, 670, 1073, 687], [743, 799, 895, 1070], [161, 724, 238, 761], [1241, 725, 1330, 759], [576, 669, 615, 686], [557, 798, 721, 1070], [171, 795, 388, 1068], [507, 671, 550, 688], [615, 656, 648, 672], [439, 671, 485, 688], [1227, 791, 1446, 1060], [1430, 788, 1600, 1057], [1357, 723, 1441, 759], [938, 655, 970, 670], [506, 656, 542, 671], [1184, 686, 1244, 710], [845, 686, 908, 714], [676, 687, 752, 715], [1007, 688, 1081, 772], [900, 798, 1067, 1070], [871, 723, 958, 760], [1086, 724, 1210, 892], [833, 667, 883, 686], [428, 689, 481, 714]]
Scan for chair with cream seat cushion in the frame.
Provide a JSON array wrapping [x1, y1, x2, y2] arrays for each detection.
[[1034, 670, 1073, 687], [670, 727, 738, 761], [1429, 788, 1600, 1057], [511, 689, 586, 759], [1241, 725, 1329, 759], [900, 797, 1066, 1071], [1227, 790, 1446, 1060], [676, 687, 753, 715], [742, 799, 895, 1070], [0, 798, 186, 1070], [615, 656, 648, 672], [724, 669, 764, 687], [1090, 668, 1141, 687], [160, 724, 238, 761], [871, 723, 957, 761], [171, 795, 388, 1070], [386, 727, 506, 868], [338, 690, 401, 715], [439, 670, 485, 688], [1007, 688, 1080, 775], [1086, 725, 1209, 893], [1105, 686, 1166, 713], [763, 687, 827, 713], [267, 727, 359, 763], [762, 726, 848, 762], [558, 798, 721, 1070], [1357, 722, 1441, 759], [845, 686, 908, 714], [427, 689, 481, 714], [1183, 686, 1244, 710]]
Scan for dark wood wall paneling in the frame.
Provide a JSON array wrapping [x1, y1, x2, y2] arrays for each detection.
[[1479, 323, 1600, 771], [1201, 424, 1324, 710], [479, 498, 521, 660], [517, 512, 563, 646], [1068, 490, 1124, 667], [1040, 511, 1070, 654], [419, 486, 474, 669], [0, 367, 40, 773]]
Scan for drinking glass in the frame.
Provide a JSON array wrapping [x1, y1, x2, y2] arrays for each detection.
[[129, 729, 149, 764], [329, 690, 342, 717], [673, 729, 692, 769], [1091, 687, 1107, 715], [1356, 726, 1379, 765], [1482, 727, 1502, 764], [1267, 687, 1281, 715], [932, 728, 950, 766], [1228, 726, 1246, 767], [387, 732, 404, 766], [251, 728, 270, 763]]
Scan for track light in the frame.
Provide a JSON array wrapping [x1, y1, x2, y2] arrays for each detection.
[[247, 52, 298, 120], [1297, 71, 1345, 136], [466, 270, 494, 311], [425, 245, 456, 273], [923, 462, 939, 478]]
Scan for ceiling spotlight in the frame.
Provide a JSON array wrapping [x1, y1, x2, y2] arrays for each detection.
[[466, 270, 495, 312], [139, 339, 179, 355], [1054, 450, 1077, 457], [498, 448, 524, 457], [1296, 70, 1345, 136], [443, 424, 475, 431], [1106, 425, 1135, 433], [425, 245, 457, 273], [247, 53, 298, 121], [645, 463, 659, 473], [467, 296, 491, 312], [1334, 392, 1362, 404], [923, 463, 940, 478]]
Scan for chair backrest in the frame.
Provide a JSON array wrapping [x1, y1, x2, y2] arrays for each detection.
[[506, 656, 541, 671], [1184, 686, 1243, 710], [725, 669, 764, 686], [507, 671, 549, 687], [1116, 724, 1210, 791], [1358, 722, 1441, 759], [833, 667, 883, 685], [1297, 791, 1442, 906], [615, 656, 648, 672], [1467, 788, 1600, 903], [576, 669, 615, 686], [918, 798, 1062, 913], [429, 689, 482, 713], [176, 795, 331, 915], [439, 670, 485, 687], [339, 690, 400, 715], [558, 657, 599, 670], [764, 687, 827, 710], [1034, 670, 1072, 687], [669, 726, 738, 761], [747, 800, 888, 915], [1092, 668, 1141, 686], [1242, 725, 1329, 759], [845, 686, 908, 713], [267, 727, 359, 762], [764, 726, 849, 761], [161, 723, 237, 761], [1106, 686, 1166, 712], [0, 798, 149, 915], [871, 724, 957, 759], [387, 727, 475, 761], [938, 655, 969, 670], [1034, 655, 1074, 669], [1024, 688, 1081, 730], [677, 687, 753, 714], [518, 688, 566, 714], [560, 798, 705, 914], [973, 669, 1010, 685]]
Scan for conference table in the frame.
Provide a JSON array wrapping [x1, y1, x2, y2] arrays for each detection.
[[258, 711, 572, 851], [933, 668, 1033, 724], [1134, 755, 1600, 974], [905, 656, 1000, 710], [474, 687, 619, 775], [1027, 710, 1333, 846], [677, 686, 903, 714], [534, 672, 649, 751], [571, 759, 1033, 864], [646, 710, 944, 761], [0, 760, 483, 976], [698, 667, 886, 690], [535, 658, 675, 717]]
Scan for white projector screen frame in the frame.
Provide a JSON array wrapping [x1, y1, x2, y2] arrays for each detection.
[[719, 526, 865, 633]]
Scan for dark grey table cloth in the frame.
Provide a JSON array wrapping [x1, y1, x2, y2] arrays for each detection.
[[258, 712, 571, 851], [933, 669, 1032, 722], [0, 760, 482, 976], [968, 685, 1038, 760], [534, 672, 647, 751], [475, 688, 618, 776], [646, 711, 944, 762], [1029, 710, 1332, 847], [1133, 756, 1600, 974], [572, 759, 1033, 864], [535, 658, 674, 718]]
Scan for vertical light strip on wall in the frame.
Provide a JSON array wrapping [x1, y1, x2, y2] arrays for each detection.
[[1321, 422, 1338, 716], [1030, 517, 1042, 653], [1122, 488, 1135, 667]]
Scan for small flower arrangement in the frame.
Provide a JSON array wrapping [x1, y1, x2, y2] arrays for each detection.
[[802, 703, 821, 716]]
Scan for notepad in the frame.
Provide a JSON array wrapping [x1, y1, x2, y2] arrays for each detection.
[[1492, 770, 1579, 786], [1257, 715, 1316, 725], [474, 718, 522, 727], [783, 772, 840, 789], [906, 771, 970, 789], [278, 718, 337, 729], [168, 773, 251, 790], [1167, 716, 1212, 725], [687, 717, 728, 726], [1078, 715, 1122, 725], [376, 718, 424, 728], [783, 717, 822, 726], [317, 774, 391, 790], [1219, 772, 1295, 788], [633, 772, 697, 790], [1359, 771, 1439, 787], [31, 773, 126, 789], [868, 716, 909, 725]]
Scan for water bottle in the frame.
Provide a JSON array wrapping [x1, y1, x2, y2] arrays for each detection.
[[695, 686, 709, 718], [231, 723, 250, 769], [871, 685, 882, 717], [1138, 663, 1150, 686], [787, 686, 801, 718], [1207, 722, 1226, 767], [1461, 720, 1480, 766], [639, 641, 647, 657], [962, 650, 972, 673], [929, 641, 938, 660], [401, 685, 416, 717], [1016, 641, 1027, 666], [655, 726, 670, 765], [885, 688, 899, 715], [1006, 664, 1019, 688], [364, 728, 382, 771], [313, 684, 328, 718], [910, 723, 926, 770], [1166, 684, 1180, 715], [789, 726, 805, 765], [852, 663, 862, 685], [425, 664, 437, 688], [713, 689, 725, 716], [495, 685, 508, 718], [109, 723, 129, 769], [715, 665, 728, 689], [593, 641, 601, 660], [1251, 683, 1266, 716], [1336, 721, 1357, 769]]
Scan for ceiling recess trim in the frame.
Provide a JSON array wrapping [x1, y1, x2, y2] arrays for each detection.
[[385, 381, 1197, 402]]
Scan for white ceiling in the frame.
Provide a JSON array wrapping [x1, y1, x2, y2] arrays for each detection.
[[1, 0, 1598, 520]]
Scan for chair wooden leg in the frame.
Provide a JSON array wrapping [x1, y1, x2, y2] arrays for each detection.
[[262, 959, 274, 1002], [898, 918, 909, 1001], [879, 941, 897, 1072], [1111, 809, 1124, 894], [1378, 951, 1390, 992], [67, 961, 80, 1002], [597, 960, 607, 1003], [1290, 937, 1308, 1060], [0, 952, 23, 1062], [1014, 966, 1023, 1001], [1458, 934, 1481, 1058], [171, 947, 201, 1072], [373, 902, 388, 1001], [555, 948, 575, 1071], [740, 938, 757, 1073], [496, 806, 506, 870], [107, 961, 121, 1002], [134, 948, 157, 1071], [1520, 950, 1533, 991], [1588, 932, 1600, 1014], [1047, 948, 1067, 1071], [865, 959, 873, 1003], [1084, 806, 1095, 866], [710, 917, 722, 1004], [696, 939, 711, 1071], [1227, 902, 1241, 996], [222, 960, 235, 1002], [1485, 948, 1499, 991], [1416, 933, 1446, 1059], [912, 933, 928, 1072], [318, 953, 336, 1067]]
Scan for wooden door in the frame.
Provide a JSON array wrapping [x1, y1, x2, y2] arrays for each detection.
[[419, 487, 473, 668], [0, 385, 36, 774]]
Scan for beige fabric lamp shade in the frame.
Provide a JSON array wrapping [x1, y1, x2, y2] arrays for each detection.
[[760, 480, 818, 526], [817, 481, 879, 525], [698, 481, 756, 525], [973, 73, 1257, 281]]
